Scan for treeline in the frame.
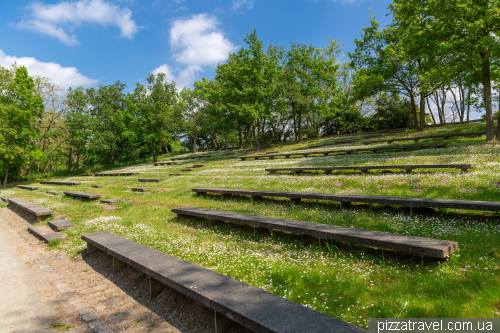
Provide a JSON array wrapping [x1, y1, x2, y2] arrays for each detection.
[[1, 0, 498, 188]]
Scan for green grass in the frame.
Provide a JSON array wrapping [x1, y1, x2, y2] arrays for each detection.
[[3, 120, 500, 328]]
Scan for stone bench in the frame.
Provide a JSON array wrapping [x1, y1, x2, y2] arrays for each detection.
[[239, 143, 445, 160], [100, 199, 120, 204], [138, 179, 165, 182], [131, 187, 149, 192], [40, 181, 82, 185], [81, 173, 94, 176], [16, 185, 39, 191], [4, 197, 54, 222], [94, 172, 139, 177], [192, 188, 500, 215], [46, 190, 61, 195], [64, 191, 102, 200], [154, 161, 177, 166], [47, 219, 75, 231], [266, 164, 477, 175], [362, 131, 486, 145], [191, 165, 205, 168], [171, 155, 212, 161], [170, 174, 181, 176], [294, 135, 385, 150], [172, 207, 458, 258], [181, 169, 193, 172], [82, 231, 367, 333], [28, 226, 66, 242]]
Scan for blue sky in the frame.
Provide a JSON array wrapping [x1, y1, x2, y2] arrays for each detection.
[[0, 0, 394, 92]]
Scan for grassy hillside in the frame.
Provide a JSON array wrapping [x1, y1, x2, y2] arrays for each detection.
[[2, 120, 499, 328]]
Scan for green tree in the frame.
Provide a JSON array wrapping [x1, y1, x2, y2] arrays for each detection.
[[0, 66, 44, 187]]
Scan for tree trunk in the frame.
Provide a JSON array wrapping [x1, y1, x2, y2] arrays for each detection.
[[410, 94, 419, 130], [480, 51, 494, 141], [426, 98, 437, 125], [238, 126, 242, 148], [3, 168, 8, 189], [193, 132, 197, 153], [419, 92, 426, 132], [68, 149, 73, 176]]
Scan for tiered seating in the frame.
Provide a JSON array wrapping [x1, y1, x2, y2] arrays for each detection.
[[362, 131, 486, 145], [3, 197, 54, 221]]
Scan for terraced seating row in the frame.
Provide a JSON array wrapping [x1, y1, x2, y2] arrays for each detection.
[[82, 231, 368, 333], [170, 155, 212, 161], [154, 161, 177, 166], [362, 131, 486, 145], [138, 179, 165, 182], [239, 143, 445, 160], [2, 197, 54, 221], [266, 164, 477, 175], [94, 172, 139, 176], [193, 188, 500, 214], [40, 181, 82, 185], [293, 135, 384, 150], [64, 191, 102, 200], [16, 185, 38, 191], [173, 207, 458, 258]]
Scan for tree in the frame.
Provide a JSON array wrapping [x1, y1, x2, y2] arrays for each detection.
[[0, 66, 44, 188], [390, 0, 500, 140], [130, 73, 182, 162]]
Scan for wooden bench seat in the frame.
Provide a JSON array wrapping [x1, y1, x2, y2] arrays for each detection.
[[266, 164, 477, 174], [82, 231, 367, 333], [16, 185, 39, 191], [192, 188, 500, 214], [94, 172, 139, 176], [239, 143, 445, 160], [64, 191, 102, 200], [172, 207, 458, 258], [4, 197, 54, 221], [40, 181, 82, 185], [138, 179, 165, 182], [154, 161, 177, 166], [362, 131, 486, 145]]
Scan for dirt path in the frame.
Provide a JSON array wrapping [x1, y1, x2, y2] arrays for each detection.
[[0, 207, 251, 333]]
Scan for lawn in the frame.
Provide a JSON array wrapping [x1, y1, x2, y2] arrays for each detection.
[[2, 120, 499, 329]]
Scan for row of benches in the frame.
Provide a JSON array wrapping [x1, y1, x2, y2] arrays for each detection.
[[82, 231, 368, 333], [240, 143, 445, 160], [293, 135, 384, 150], [362, 131, 486, 145], [193, 188, 500, 214], [265, 164, 477, 174]]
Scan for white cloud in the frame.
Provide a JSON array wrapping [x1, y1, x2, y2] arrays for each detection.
[[170, 14, 237, 67], [17, 0, 139, 45], [151, 64, 202, 90], [232, 0, 254, 10], [0, 50, 98, 89]]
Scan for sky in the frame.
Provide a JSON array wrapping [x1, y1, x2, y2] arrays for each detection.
[[0, 0, 394, 92]]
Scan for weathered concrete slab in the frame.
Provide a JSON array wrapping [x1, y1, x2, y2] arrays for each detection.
[[91, 185, 104, 188], [64, 191, 102, 200], [191, 165, 205, 168], [138, 179, 166, 183], [240, 143, 446, 160], [4, 197, 54, 221], [81, 231, 368, 333], [39, 181, 82, 185], [47, 219, 75, 231], [362, 131, 487, 145], [181, 169, 192, 172], [16, 185, 38, 191], [46, 190, 60, 195], [154, 161, 177, 166], [294, 134, 384, 150], [100, 199, 120, 204], [192, 188, 500, 213], [212, 286, 367, 333], [172, 207, 458, 258], [266, 164, 477, 174], [94, 172, 139, 177], [28, 226, 66, 243], [131, 187, 149, 192], [81, 173, 94, 176], [169, 174, 181, 176]]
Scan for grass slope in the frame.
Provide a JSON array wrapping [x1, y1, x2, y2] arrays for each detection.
[[2, 120, 499, 328]]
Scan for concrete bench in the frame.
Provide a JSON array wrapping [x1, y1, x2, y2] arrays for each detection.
[[46, 190, 60, 195], [28, 226, 66, 242], [239, 143, 445, 160], [91, 185, 104, 188], [82, 231, 367, 333], [154, 161, 177, 166], [192, 188, 500, 214], [81, 173, 94, 176], [94, 172, 139, 177], [100, 199, 120, 204], [16, 185, 39, 191], [191, 165, 205, 168], [131, 187, 149, 192], [40, 181, 82, 185], [64, 191, 102, 200], [172, 207, 458, 258], [170, 174, 181, 176], [362, 131, 486, 145], [266, 164, 477, 175], [171, 155, 212, 161], [138, 179, 165, 183], [4, 197, 54, 221], [181, 169, 193, 172], [47, 219, 75, 231]]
